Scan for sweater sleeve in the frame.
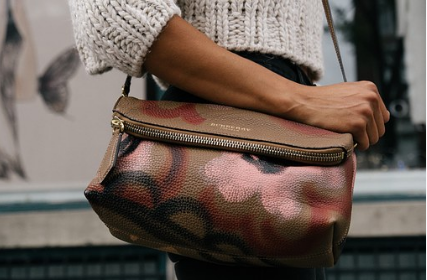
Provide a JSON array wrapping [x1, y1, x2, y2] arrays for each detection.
[[68, 0, 181, 77]]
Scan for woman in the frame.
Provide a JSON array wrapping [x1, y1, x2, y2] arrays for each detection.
[[68, 1, 389, 279]]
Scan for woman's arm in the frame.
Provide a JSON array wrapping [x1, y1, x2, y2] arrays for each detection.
[[145, 16, 390, 151]]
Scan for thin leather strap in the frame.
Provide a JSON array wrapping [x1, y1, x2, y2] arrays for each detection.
[[122, 75, 132, 96], [123, 0, 347, 94], [322, 0, 347, 82]]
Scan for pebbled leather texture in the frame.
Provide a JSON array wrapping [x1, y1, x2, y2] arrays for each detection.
[[86, 97, 357, 267]]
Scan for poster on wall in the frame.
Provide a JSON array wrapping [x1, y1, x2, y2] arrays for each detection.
[[0, 0, 144, 186]]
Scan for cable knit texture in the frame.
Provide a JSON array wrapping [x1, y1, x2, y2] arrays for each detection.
[[69, 0, 324, 80]]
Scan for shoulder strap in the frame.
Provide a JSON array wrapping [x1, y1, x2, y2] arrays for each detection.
[[122, 75, 132, 96], [322, 0, 347, 82]]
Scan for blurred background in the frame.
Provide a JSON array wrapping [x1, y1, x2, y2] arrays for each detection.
[[0, 0, 425, 279]]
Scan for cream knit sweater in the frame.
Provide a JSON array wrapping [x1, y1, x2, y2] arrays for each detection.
[[68, 0, 324, 81]]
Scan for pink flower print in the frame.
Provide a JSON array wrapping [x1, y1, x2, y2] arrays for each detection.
[[203, 152, 350, 220], [140, 101, 206, 125], [203, 153, 303, 220]]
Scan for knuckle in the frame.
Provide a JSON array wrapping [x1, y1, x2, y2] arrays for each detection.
[[357, 90, 380, 105], [350, 118, 367, 131], [365, 91, 379, 102], [360, 80, 377, 91], [357, 104, 374, 117]]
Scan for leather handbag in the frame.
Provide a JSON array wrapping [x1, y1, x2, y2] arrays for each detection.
[[84, 0, 356, 268]]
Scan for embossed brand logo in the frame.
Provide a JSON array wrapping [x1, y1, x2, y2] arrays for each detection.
[[210, 123, 252, 132]]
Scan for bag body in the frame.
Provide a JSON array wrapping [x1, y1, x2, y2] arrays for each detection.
[[85, 94, 356, 268]]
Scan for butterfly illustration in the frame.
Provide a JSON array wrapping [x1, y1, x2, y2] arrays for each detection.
[[38, 47, 80, 114]]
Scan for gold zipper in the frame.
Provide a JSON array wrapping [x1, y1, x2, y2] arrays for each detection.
[[111, 115, 349, 165]]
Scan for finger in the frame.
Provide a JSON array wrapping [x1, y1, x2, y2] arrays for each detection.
[[374, 104, 386, 137], [355, 99, 377, 148], [377, 95, 390, 123], [382, 102, 391, 123], [361, 81, 389, 122], [367, 114, 380, 145], [369, 91, 388, 137], [353, 125, 370, 151]]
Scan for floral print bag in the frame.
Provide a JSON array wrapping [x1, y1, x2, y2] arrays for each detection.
[[85, 75, 356, 267]]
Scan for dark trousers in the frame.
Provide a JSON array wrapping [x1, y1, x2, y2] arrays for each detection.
[[161, 51, 325, 280]]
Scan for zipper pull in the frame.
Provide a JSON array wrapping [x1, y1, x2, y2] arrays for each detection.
[[111, 116, 125, 134]]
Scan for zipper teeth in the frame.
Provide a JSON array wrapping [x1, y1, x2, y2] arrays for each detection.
[[121, 121, 344, 163]]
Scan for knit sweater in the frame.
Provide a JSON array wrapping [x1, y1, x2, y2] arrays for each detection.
[[68, 0, 324, 81]]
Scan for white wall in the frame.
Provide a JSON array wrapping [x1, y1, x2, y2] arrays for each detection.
[[0, 0, 145, 185]]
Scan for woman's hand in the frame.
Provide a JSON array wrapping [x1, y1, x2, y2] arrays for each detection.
[[280, 81, 390, 151]]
